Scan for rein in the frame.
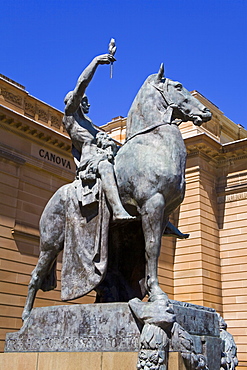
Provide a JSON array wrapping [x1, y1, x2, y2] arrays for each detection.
[[125, 117, 172, 143], [125, 79, 181, 143]]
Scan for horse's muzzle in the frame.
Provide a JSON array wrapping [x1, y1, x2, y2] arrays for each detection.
[[193, 109, 212, 126]]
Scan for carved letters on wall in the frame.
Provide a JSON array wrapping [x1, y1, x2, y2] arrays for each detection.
[[38, 148, 71, 169], [6, 334, 139, 352], [217, 191, 247, 204]]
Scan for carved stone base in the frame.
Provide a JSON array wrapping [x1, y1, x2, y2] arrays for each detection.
[[5, 301, 222, 370], [5, 303, 140, 352]]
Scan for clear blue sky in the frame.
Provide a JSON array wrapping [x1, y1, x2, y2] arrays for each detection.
[[1, 0, 247, 129]]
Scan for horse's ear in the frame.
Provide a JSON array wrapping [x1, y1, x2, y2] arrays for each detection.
[[157, 63, 165, 81]]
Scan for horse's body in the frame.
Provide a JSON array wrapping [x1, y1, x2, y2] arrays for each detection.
[[22, 65, 211, 320], [116, 123, 186, 216]]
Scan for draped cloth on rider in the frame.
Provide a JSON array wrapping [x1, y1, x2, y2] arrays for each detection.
[[60, 178, 110, 301]]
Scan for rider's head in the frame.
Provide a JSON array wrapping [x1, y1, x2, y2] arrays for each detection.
[[80, 95, 90, 114]]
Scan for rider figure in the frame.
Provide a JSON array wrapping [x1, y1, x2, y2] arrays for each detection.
[[63, 53, 134, 222]]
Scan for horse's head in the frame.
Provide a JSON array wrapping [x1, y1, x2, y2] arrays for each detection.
[[148, 63, 212, 126], [126, 64, 211, 140]]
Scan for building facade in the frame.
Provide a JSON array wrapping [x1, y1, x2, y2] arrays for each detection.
[[0, 75, 247, 368]]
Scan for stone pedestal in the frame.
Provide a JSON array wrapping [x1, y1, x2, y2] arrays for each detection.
[[5, 303, 140, 352], [4, 301, 222, 370]]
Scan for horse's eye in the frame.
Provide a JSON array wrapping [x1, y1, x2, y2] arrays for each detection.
[[176, 84, 182, 91]]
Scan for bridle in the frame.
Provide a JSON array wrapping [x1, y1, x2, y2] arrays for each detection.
[[149, 78, 179, 110]]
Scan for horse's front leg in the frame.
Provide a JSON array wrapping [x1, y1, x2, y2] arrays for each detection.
[[141, 193, 168, 302]]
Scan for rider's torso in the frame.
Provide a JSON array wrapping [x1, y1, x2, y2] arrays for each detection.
[[63, 111, 98, 151]]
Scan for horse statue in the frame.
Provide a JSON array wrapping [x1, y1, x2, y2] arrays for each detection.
[[22, 63, 211, 321]]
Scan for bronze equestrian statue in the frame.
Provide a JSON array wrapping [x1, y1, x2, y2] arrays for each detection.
[[22, 54, 211, 321]]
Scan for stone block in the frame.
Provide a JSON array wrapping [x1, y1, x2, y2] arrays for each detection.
[[168, 352, 187, 370], [201, 336, 222, 370], [0, 351, 189, 370], [38, 352, 102, 370], [101, 352, 138, 370], [170, 300, 219, 336], [0, 352, 38, 370]]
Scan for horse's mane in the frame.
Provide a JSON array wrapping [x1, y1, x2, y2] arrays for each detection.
[[126, 74, 169, 140]]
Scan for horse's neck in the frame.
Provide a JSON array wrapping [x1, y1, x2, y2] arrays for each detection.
[[126, 93, 172, 140]]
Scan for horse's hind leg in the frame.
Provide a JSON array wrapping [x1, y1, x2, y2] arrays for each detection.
[[141, 193, 168, 302], [22, 244, 62, 321]]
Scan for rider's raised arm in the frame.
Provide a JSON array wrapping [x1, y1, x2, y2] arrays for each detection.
[[65, 54, 116, 115]]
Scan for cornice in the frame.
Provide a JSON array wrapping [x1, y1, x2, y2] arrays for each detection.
[[102, 116, 126, 132], [0, 104, 71, 153], [0, 74, 25, 91], [0, 75, 63, 115], [222, 138, 247, 152], [217, 183, 247, 197], [185, 133, 247, 165], [0, 148, 26, 164], [192, 91, 247, 141]]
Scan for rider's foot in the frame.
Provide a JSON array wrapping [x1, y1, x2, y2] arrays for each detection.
[[112, 211, 136, 223], [163, 221, 189, 239]]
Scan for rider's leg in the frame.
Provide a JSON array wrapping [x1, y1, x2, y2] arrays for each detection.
[[98, 160, 135, 221]]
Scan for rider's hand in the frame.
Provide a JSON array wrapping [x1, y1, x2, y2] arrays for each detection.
[[96, 54, 116, 65]]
